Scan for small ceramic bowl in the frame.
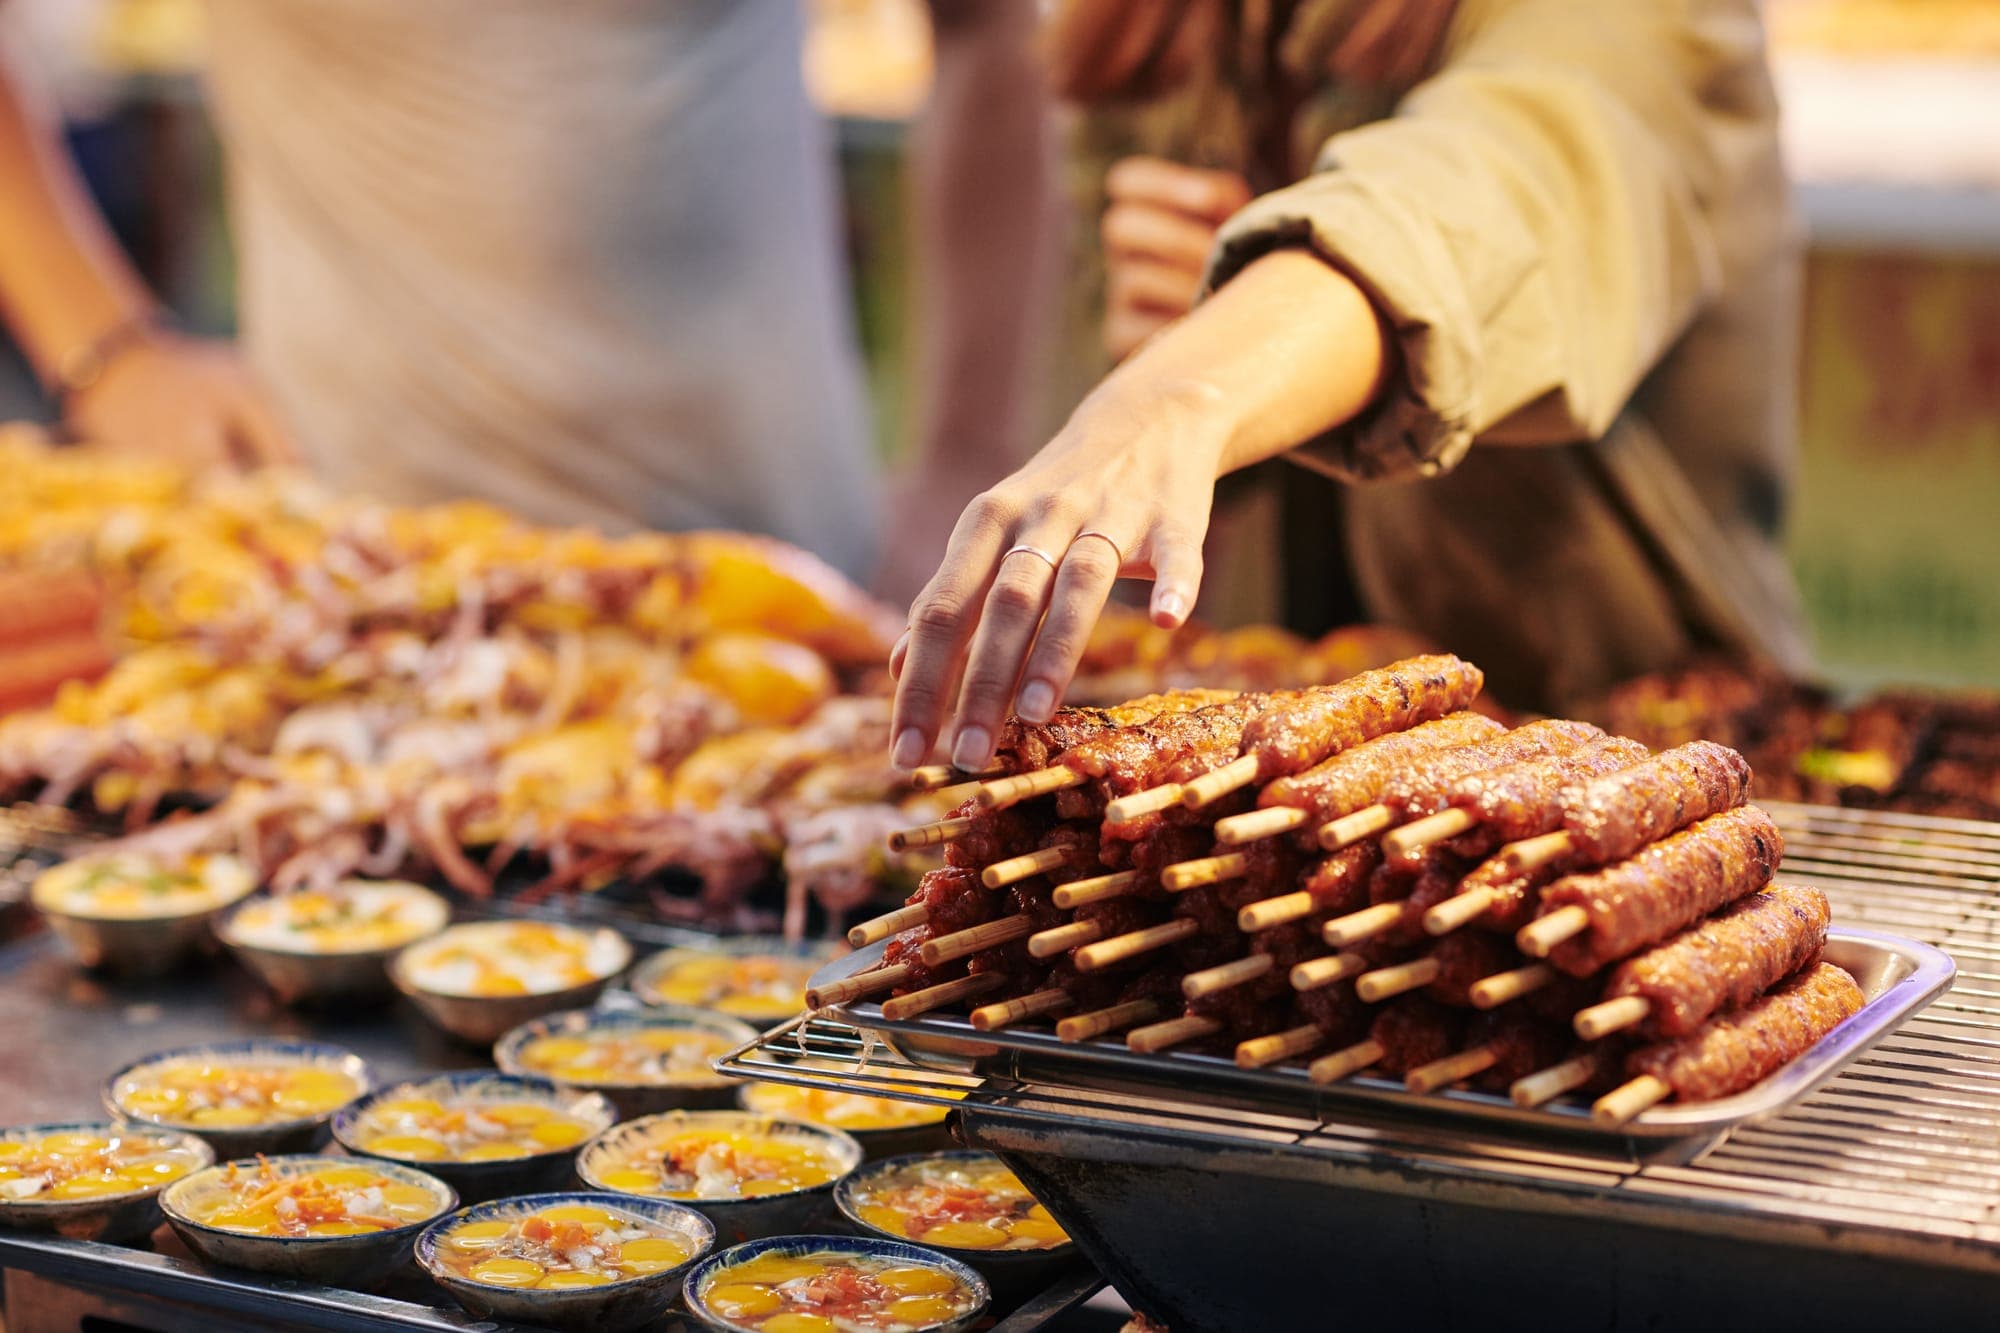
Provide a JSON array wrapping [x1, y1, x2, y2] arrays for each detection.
[[628, 937, 837, 1025], [736, 1071, 960, 1160], [161, 1156, 456, 1286], [334, 1072, 616, 1203], [103, 1040, 374, 1160], [494, 1006, 757, 1119], [218, 880, 451, 1004], [416, 1191, 714, 1333], [390, 922, 634, 1045], [834, 1150, 1077, 1299], [576, 1111, 861, 1246], [683, 1234, 991, 1333], [31, 853, 255, 976], [0, 1122, 213, 1243]]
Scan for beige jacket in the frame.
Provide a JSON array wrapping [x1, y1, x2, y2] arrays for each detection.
[[1196, 0, 1810, 708]]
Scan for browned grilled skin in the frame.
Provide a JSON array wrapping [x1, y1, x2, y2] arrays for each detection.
[[883, 929, 939, 993], [912, 865, 992, 936], [1103, 788, 1254, 846], [1414, 736, 1653, 858], [989, 689, 1234, 774], [1066, 691, 1284, 793], [1299, 844, 1384, 915], [1602, 883, 1830, 1038], [1378, 719, 1605, 821], [1467, 1012, 1576, 1089], [1522, 969, 1603, 1026], [1626, 961, 1864, 1102], [1373, 996, 1468, 1075], [1123, 822, 1217, 880], [1544, 805, 1785, 977], [1239, 655, 1487, 781], [1293, 980, 1369, 1044], [1415, 854, 1565, 934], [1367, 859, 1469, 945], [1564, 740, 1753, 864], [944, 804, 1051, 869], [1425, 932, 1521, 1006], [1258, 712, 1506, 819]]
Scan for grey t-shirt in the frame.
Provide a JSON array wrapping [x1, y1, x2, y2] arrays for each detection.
[[203, 0, 880, 579]]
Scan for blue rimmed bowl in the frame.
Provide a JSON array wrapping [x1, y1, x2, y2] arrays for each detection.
[[736, 1067, 960, 1160], [683, 1233, 991, 1333], [161, 1156, 456, 1286], [415, 1191, 714, 1332], [0, 1121, 213, 1243], [627, 936, 837, 1025], [833, 1150, 1079, 1301], [103, 1040, 374, 1160], [334, 1072, 616, 1203], [494, 1005, 757, 1119], [576, 1111, 862, 1246]]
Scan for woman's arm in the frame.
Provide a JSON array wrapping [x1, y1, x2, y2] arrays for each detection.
[[889, 247, 1389, 771]]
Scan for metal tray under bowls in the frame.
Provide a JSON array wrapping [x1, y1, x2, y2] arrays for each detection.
[[812, 926, 1954, 1141]]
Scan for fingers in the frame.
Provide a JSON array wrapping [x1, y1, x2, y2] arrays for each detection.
[[1014, 532, 1126, 725], [947, 530, 1070, 770], [1144, 523, 1205, 629], [1101, 201, 1217, 273], [890, 494, 1013, 770], [1106, 156, 1254, 222]]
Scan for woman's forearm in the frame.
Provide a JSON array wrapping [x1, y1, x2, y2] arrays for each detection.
[[0, 56, 157, 385]]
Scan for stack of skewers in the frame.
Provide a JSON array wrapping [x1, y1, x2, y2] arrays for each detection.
[[828, 656, 1867, 1129]]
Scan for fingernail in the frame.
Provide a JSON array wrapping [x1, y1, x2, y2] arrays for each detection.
[[1153, 590, 1187, 625], [1017, 680, 1056, 723], [891, 728, 927, 771], [951, 725, 992, 772]]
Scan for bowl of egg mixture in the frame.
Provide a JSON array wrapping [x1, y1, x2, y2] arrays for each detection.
[[334, 1072, 616, 1202], [219, 880, 449, 1003], [0, 1122, 212, 1243], [31, 852, 254, 975], [104, 1040, 372, 1159], [417, 1193, 714, 1333], [389, 921, 633, 1044], [628, 938, 835, 1025], [577, 1110, 861, 1244], [835, 1151, 1075, 1297], [683, 1234, 990, 1333], [495, 1006, 757, 1118], [162, 1156, 456, 1285], [738, 1062, 967, 1159]]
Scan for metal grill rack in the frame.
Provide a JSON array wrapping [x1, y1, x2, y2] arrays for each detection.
[[716, 800, 2000, 1261]]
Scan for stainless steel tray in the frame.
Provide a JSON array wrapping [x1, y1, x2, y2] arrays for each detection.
[[811, 925, 1954, 1140]]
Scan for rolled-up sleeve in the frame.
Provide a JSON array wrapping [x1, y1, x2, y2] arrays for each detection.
[[1208, 0, 1762, 483]]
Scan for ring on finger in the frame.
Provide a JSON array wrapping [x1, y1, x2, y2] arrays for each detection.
[[1071, 530, 1125, 565], [1002, 543, 1061, 573]]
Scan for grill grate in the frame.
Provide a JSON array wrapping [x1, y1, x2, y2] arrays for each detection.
[[718, 801, 2000, 1252]]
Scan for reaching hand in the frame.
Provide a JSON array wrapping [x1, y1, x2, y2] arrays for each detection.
[[64, 332, 298, 470], [1101, 156, 1252, 361]]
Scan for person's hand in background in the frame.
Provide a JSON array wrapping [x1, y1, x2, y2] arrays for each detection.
[[64, 330, 296, 469], [1101, 156, 1251, 361]]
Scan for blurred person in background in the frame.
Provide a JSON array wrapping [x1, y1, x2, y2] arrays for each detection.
[[0, 0, 1053, 586], [892, 0, 1814, 769]]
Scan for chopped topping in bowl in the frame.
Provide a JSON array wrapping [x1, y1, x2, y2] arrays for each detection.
[[435, 1202, 694, 1289], [637, 951, 816, 1021], [351, 1094, 595, 1163], [185, 1160, 444, 1237], [701, 1250, 978, 1331], [516, 1027, 734, 1087], [591, 1125, 842, 1200], [740, 1080, 956, 1133], [397, 922, 628, 997], [848, 1157, 1068, 1251], [33, 854, 252, 920], [114, 1059, 364, 1129], [0, 1130, 205, 1202], [226, 881, 447, 954]]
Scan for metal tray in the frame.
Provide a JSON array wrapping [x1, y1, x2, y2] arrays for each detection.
[[812, 925, 1954, 1140]]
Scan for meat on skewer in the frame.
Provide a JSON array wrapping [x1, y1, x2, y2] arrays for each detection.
[[1236, 979, 1369, 1068], [1522, 805, 1784, 975], [1502, 740, 1752, 874], [1237, 843, 1382, 932], [1594, 961, 1865, 1125], [1417, 852, 1566, 937], [975, 690, 1238, 806], [1383, 735, 1652, 866], [1404, 1009, 1575, 1094], [1354, 931, 1517, 1005], [1311, 995, 1467, 1083]]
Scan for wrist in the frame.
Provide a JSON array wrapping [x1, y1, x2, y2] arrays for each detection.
[[1081, 362, 1237, 479]]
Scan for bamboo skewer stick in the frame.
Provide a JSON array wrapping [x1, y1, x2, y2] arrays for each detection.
[[982, 845, 1082, 889], [1056, 999, 1161, 1042], [1028, 920, 1104, 959], [808, 963, 913, 1009], [1573, 994, 1652, 1040], [910, 763, 999, 791], [1238, 891, 1320, 932], [1053, 870, 1140, 909], [1320, 804, 1395, 851], [1103, 783, 1184, 824], [1291, 952, 1368, 991], [1127, 1014, 1222, 1054], [1236, 1024, 1327, 1069], [1405, 1046, 1499, 1095], [1214, 806, 1308, 845], [1422, 887, 1498, 936], [1161, 853, 1248, 893], [887, 816, 976, 853], [976, 766, 1085, 810], [971, 987, 1073, 1031], [1322, 902, 1406, 948], [1516, 905, 1590, 957], [1381, 809, 1476, 860], [1356, 957, 1440, 1003], [1075, 919, 1197, 971], [1511, 1053, 1603, 1108], [928, 779, 984, 805], [1468, 963, 1555, 1010], [880, 972, 1005, 1021], [1309, 1039, 1385, 1083], [1501, 830, 1574, 875], [1180, 755, 1260, 809], [1592, 1073, 1672, 1127], [921, 914, 1036, 966], [848, 902, 928, 948], [1182, 955, 1272, 1001]]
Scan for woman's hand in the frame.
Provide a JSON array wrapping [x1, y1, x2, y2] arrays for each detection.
[[1101, 156, 1251, 361], [65, 333, 297, 470]]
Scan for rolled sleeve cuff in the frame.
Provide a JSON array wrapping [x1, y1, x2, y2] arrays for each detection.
[[1206, 174, 1481, 484]]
